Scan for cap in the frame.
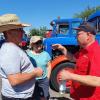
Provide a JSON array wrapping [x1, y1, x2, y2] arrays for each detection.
[[30, 36, 42, 44], [74, 22, 97, 35]]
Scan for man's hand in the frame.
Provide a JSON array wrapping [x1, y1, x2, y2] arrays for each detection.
[[52, 44, 65, 50], [58, 70, 73, 81], [52, 44, 67, 56], [33, 68, 43, 77]]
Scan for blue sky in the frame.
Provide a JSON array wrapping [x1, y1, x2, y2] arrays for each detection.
[[0, 0, 100, 33]]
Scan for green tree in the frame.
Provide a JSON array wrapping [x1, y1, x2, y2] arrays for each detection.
[[39, 26, 47, 37], [73, 6, 100, 20], [29, 26, 47, 37], [29, 28, 40, 37]]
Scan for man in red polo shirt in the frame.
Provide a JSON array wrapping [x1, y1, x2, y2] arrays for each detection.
[[53, 22, 100, 100]]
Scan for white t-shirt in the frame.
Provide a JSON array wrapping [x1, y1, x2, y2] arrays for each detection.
[[0, 42, 35, 98]]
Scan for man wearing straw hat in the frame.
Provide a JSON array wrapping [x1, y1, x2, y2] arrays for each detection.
[[0, 14, 43, 100]]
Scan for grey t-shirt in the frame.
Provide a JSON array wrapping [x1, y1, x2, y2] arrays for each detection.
[[0, 43, 35, 98]]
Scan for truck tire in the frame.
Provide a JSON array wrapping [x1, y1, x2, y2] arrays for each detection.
[[50, 62, 75, 92]]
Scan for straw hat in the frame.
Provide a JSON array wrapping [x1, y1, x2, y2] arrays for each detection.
[[30, 36, 42, 44], [0, 14, 30, 32]]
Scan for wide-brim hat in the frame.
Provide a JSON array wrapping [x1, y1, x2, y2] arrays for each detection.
[[74, 22, 96, 35], [30, 36, 42, 44], [0, 14, 30, 33]]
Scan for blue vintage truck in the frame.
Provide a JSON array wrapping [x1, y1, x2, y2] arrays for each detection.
[[43, 11, 100, 92]]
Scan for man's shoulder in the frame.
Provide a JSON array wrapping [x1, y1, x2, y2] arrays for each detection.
[[1, 43, 22, 55], [2, 43, 17, 49]]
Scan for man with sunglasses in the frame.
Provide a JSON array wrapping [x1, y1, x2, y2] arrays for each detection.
[[53, 22, 100, 100], [27, 36, 51, 100], [0, 14, 43, 100]]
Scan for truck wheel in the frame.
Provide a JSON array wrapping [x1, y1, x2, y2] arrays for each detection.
[[50, 62, 75, 92]]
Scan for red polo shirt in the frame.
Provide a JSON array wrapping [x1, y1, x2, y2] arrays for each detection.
[[70, 41, 100, 100]]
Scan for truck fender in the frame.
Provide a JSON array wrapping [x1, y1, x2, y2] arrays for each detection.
[[51, 55, 69, 69]]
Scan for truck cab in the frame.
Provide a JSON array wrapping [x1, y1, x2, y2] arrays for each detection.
[[44, 18, 82, 58]]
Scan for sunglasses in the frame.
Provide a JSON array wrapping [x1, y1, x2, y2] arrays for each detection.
[[34, 40, 43, 46]]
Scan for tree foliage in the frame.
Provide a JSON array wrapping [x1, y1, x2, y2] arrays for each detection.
[[73, 6, 100, 20], [29, 26, 47, 37]]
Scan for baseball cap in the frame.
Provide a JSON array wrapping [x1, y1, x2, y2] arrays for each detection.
[[30, 36, 42, 44], [74, 22, 97, 35]]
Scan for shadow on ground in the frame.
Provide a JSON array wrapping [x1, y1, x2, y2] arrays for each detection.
[[49, 97, 71, 100]]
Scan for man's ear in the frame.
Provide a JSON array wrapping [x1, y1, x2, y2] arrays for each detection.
[[87, 32, 91, 36]]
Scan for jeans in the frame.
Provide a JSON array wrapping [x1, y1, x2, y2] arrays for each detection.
[[1, 94, 32, 100]]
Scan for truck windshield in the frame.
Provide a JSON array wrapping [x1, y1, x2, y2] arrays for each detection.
[[58, 24, 69, 34], [72, 22, 81, 34]]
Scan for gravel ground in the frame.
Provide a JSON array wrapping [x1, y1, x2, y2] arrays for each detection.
[[49, 88, 73, 100]]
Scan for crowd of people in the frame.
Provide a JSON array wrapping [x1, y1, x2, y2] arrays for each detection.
[[0, 13, 100, 100]]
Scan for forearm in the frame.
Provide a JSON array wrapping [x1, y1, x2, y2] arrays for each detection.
[[8, 71, 36, 86], [70, 73, 100, 87], [47, 62, 51, 79], [61, 47, 67, 56]]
